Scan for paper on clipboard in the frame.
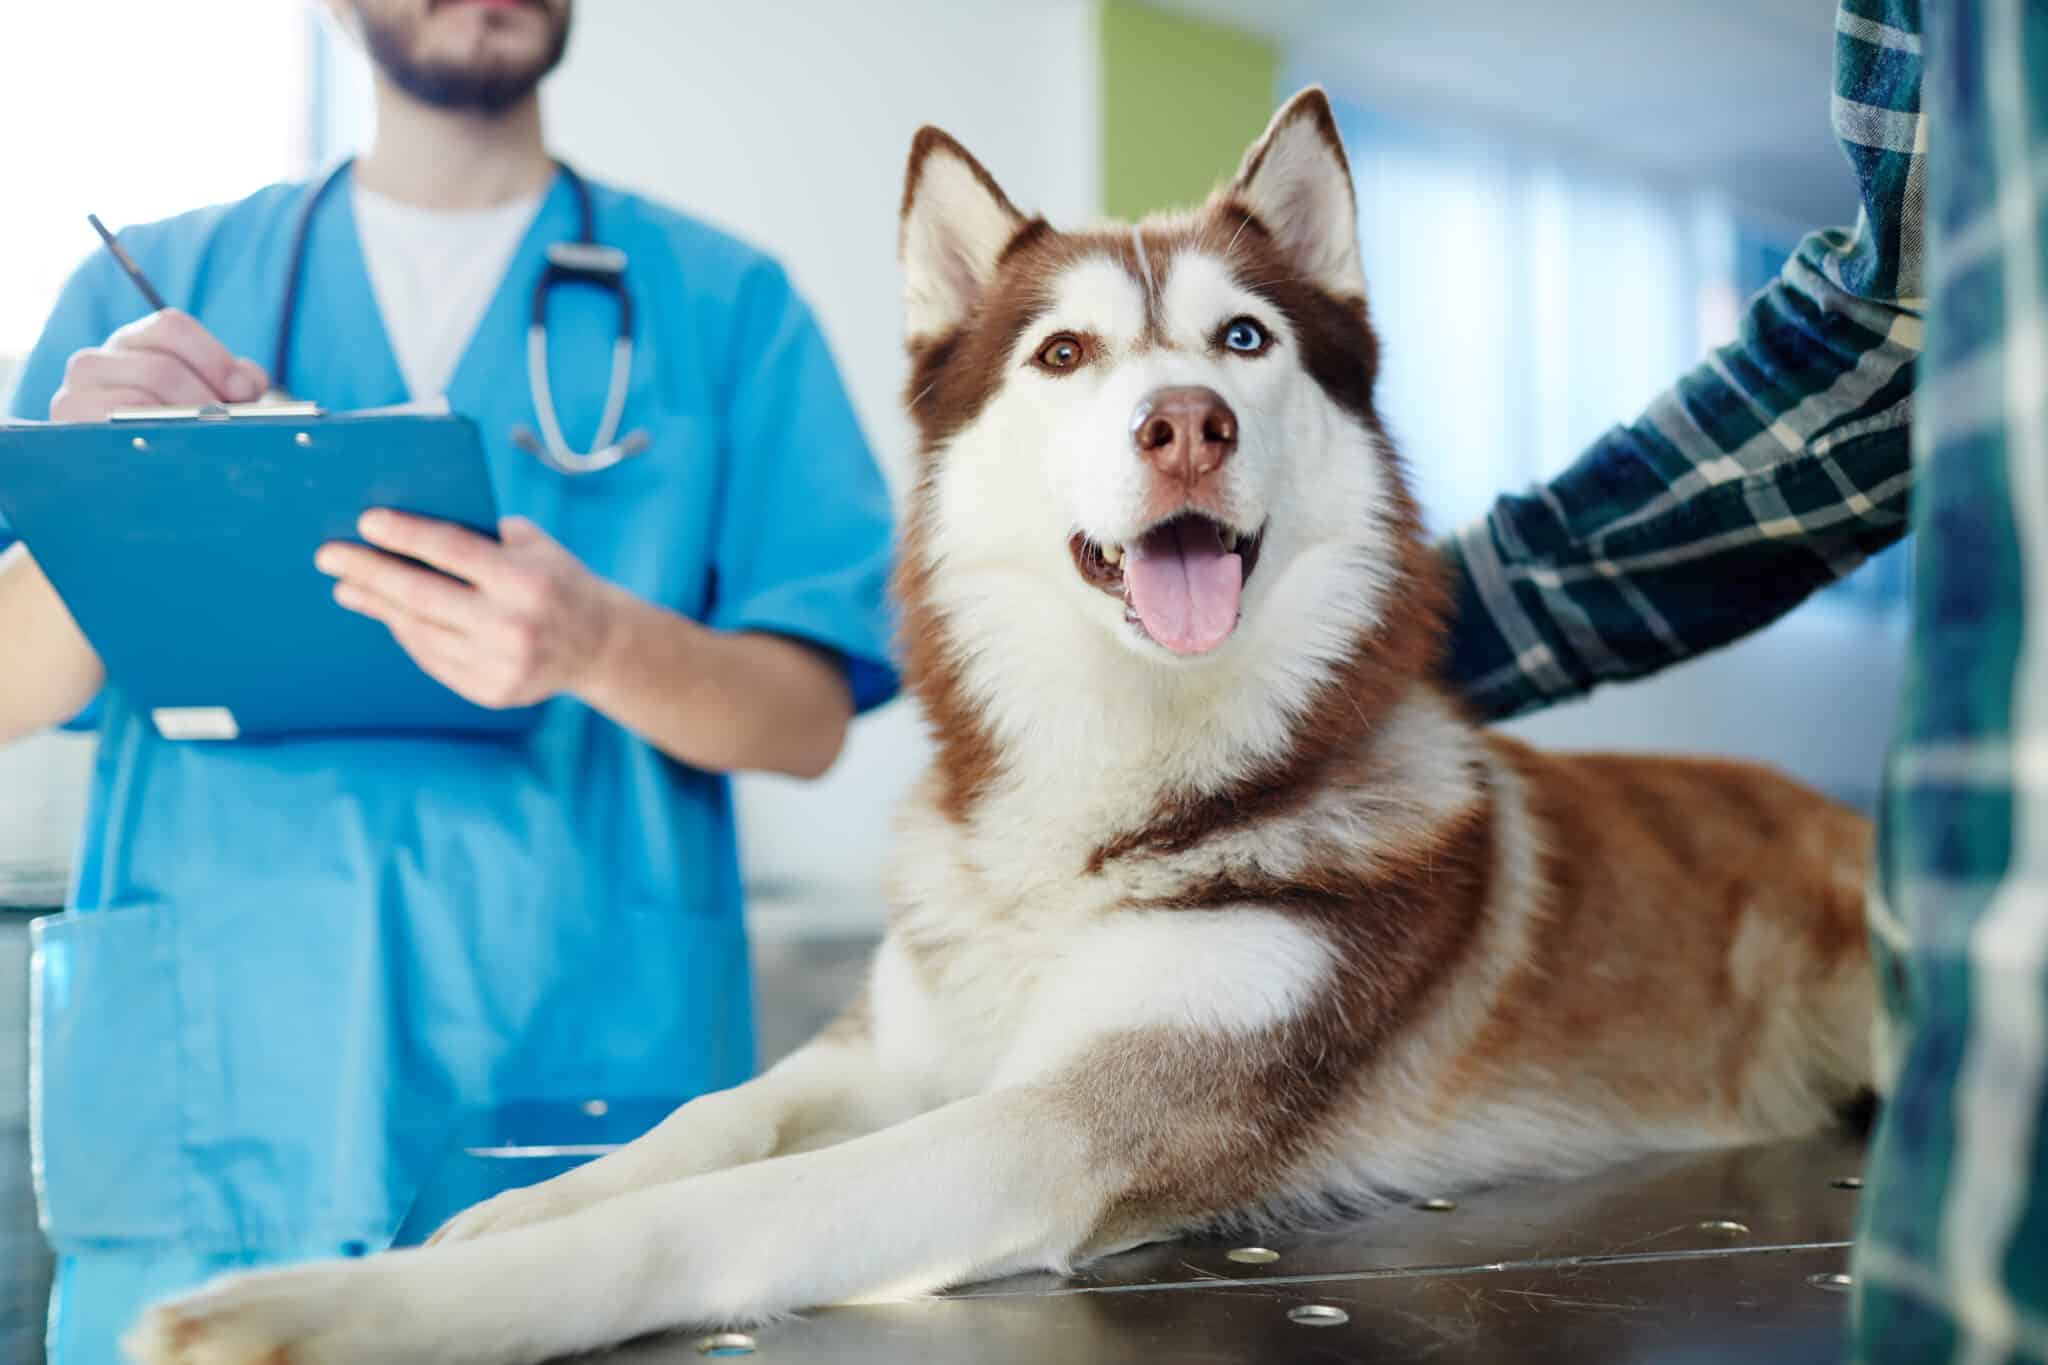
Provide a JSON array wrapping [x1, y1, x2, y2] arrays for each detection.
[[0, 396, 452, 428]]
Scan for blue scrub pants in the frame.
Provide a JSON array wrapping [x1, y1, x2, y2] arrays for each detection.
[[49, 1245, 332, 1365]]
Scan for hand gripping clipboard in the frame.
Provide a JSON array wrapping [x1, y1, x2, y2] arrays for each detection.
[[0, 403, 540, 740]]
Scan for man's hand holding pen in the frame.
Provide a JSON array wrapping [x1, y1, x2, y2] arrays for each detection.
[[49, 309, 270, 423]]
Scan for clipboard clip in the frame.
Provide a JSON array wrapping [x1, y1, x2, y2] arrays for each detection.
[[108, 401, 325, 422]]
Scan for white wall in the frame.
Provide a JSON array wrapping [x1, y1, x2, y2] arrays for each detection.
[[541, 1, 1103, 921]]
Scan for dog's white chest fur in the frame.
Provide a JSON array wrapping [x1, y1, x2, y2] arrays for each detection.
[[873, 825, 1339, 1105]]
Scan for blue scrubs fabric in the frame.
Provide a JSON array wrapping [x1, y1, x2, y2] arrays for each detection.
[[2, 170, 898, 1364]]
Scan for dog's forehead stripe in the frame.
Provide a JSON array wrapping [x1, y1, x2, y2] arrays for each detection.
[[1132, 228, 1157, 330]]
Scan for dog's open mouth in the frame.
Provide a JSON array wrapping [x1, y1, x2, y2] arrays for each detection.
[[1069, 513, 1265, 656]]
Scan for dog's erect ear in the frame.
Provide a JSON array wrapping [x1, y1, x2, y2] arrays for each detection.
[[1230, 88, 1365, 300], [900, 128, 1027, 342]]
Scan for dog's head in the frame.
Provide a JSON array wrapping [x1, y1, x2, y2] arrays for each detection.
[[895, 90, 1443, 818], [899, 89, 1425, 657]]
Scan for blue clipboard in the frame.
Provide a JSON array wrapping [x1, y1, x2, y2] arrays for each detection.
[[0, 406, 539, 740]]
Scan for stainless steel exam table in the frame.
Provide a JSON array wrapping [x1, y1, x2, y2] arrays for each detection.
[[402, 1100, 1865, 1365]]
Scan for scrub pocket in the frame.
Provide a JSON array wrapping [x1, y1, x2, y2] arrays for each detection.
[[31, 905, 185, 1242]]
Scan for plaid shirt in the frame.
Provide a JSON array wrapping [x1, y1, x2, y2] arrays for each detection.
[[1445, 2, 2048, 1359], [1439, 0, 1923, 720], [1849, 1, 2048, 1360]]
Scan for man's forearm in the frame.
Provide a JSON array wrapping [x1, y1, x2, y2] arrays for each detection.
[[0, 544, 104, 747], [1439, 1, 1924, 722], [573, 589, 854, 779]]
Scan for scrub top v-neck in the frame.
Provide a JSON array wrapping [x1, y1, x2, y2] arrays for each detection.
[[349, 177, 547, 403]]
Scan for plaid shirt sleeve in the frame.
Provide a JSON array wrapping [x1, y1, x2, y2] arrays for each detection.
[[1850, 0, 2048, 1360], [1439, 0, 1925, 721]]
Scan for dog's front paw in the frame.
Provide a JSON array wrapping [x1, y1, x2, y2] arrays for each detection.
[[122, 1261, 395, 1365], [428, 1179, 588, 1247]]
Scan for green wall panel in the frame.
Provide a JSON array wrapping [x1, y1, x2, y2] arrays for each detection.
[[1100, 0, 1281, 220]]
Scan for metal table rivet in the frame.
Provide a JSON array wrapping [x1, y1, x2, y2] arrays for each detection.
[[1833, 1176, 1864, 1189], [295, 431, 312, 447], [1288, 1305, 1350, 1327], [695, 1332, 757, 1356], [1808, 1272, 1854, 1292], [1418, 1197, 1456, 1212], [1698, 1219, 1751, 1235], [1226, 1246, 1280, 1264], [130, 436, 148, 451], [583, 1099, 609, 1117]]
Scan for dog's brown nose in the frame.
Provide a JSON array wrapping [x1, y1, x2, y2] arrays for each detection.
[[1131, 386, 1238, 483]]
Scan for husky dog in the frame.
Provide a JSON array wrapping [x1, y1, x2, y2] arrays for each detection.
[[129, 90, 1874, 1365]]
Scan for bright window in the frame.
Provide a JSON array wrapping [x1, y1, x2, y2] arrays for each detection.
[[1336, 102, 1743, 536], [0, 3, 318, 374], [1330, 96, 1908, 612]]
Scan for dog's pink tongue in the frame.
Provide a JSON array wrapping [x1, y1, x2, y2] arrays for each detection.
[[1125, 521, 1243, 656]]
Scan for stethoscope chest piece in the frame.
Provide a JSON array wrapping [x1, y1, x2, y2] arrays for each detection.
[[514, 238, 647, 476]]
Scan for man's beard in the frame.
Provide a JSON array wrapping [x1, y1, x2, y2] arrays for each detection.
[[360, 1, 572, 117]]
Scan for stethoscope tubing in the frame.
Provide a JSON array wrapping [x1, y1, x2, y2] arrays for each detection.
[[273, 158, 644, 476]]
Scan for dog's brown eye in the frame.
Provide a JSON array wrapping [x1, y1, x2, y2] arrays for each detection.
[[1034, 334, 1086, 372]]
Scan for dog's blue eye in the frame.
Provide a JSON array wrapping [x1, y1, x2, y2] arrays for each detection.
[[1223, 318, 1268, 354]]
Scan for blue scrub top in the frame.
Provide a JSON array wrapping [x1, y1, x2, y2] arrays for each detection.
[[0, 168, 899, 1257]]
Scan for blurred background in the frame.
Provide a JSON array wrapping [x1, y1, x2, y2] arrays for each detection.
[[0, 2, 1905, 1358]]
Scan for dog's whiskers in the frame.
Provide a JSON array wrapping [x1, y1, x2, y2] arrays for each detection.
[[1223, 210, 1254, 260]]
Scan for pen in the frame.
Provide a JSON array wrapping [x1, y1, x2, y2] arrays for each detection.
[[86, 213, 170, 313], [87, 212, 295, 404]]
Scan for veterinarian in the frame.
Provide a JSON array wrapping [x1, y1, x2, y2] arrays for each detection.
[[0, 2, 896, 1361], [1444, 1, 2048, 1359]]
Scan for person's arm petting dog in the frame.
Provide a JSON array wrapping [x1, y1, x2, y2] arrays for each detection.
[[317, 510, 853, 778], [1439, 41, 1924, 722]]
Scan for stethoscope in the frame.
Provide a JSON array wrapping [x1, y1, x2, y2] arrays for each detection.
[[274, 157, 648, 476]]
